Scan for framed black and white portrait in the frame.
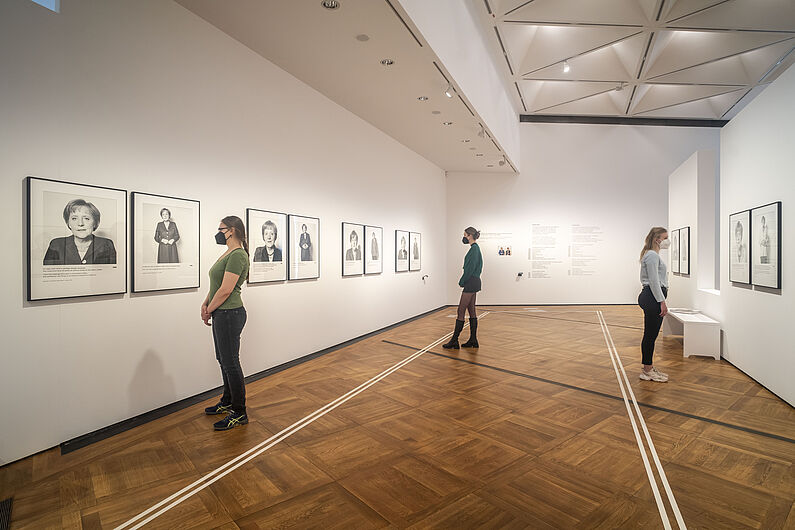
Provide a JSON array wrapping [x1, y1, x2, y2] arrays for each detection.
[[342, 222, 364, 276], [289, 214, 320, 280], [395, 230, 409, 272], [679, 226, 690, 275], [365, 225, 383, 275], [751, 201, 781, 289], [247, 209, 287, 284], [670, 229, 680, 274], [729, 210, 751, 284], [131, 192, 200, 293], [27, 176, 126, 301], [409, 232, 421, 271]]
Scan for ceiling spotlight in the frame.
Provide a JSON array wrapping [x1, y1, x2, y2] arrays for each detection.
[[444, 84, 455, 98], [443, 121, 453, 126], [321, 0, 340, 10], [498, 155, 506, 167], [380, 58, 394, 66], [563, 60, 570, 73], [615, 82, 625, 91], [417, 96, 428, 101], [477, 125, 485, 138]]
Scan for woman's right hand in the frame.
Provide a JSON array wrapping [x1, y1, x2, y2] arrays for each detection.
[[660, 300, 669, 317]]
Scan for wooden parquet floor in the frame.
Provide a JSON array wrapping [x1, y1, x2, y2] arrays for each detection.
[[1, 305, 793, 529]]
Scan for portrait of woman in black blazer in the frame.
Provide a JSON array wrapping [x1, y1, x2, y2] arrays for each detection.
[[398, 236, 408, 260], [253, 220, 282, 262], [154, 208, 180, 263], [43, 199, 117, 265], [300, 223, 312, 261]]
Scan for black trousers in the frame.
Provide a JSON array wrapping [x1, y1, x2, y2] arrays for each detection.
[[638, 286, 667, 366], [212, 306, 248, 414]]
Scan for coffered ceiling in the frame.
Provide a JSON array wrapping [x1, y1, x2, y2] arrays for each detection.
[[485, 0, 795, 119]]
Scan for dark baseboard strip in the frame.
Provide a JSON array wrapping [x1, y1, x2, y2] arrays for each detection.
[[59, 305, 447, 455], [382, 340, 795, 444], [520, 114, 728, 127], [0, 497, 11, 530]]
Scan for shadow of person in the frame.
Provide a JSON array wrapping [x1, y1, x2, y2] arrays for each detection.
[[128, 349, 176, 416]]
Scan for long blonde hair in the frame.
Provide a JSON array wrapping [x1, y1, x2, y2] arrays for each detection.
[[640, 227, 668, 261]]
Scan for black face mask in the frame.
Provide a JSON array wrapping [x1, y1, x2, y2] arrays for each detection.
[[215, 230, 228, 245], [462, 236, 469, 244]]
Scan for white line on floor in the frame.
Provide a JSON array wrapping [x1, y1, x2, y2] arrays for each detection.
[[116, 313, 488, 529]]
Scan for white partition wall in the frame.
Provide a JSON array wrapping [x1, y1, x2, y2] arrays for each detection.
[[0, 0, 447, 464]]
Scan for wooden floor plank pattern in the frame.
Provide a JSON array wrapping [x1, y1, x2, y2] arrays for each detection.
[[1, 305, 793, 528]]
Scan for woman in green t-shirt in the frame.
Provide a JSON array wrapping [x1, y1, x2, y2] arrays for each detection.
[[201, 216, 251, 431], [443, 227, 483, 349]]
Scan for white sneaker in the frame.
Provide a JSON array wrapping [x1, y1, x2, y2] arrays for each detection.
[[639, 368, 667, 382], [651, 367, 669, 381]]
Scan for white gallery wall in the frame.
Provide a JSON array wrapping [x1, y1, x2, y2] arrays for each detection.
[[446, 123, 720, 305], [0, 0, 447, 464]]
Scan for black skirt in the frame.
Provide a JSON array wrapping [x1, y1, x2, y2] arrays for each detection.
[[462, 276, 481, 293]]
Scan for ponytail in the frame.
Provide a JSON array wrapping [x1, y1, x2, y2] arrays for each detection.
[[222, 215, 250, 280], [640, 226, 667, 262]]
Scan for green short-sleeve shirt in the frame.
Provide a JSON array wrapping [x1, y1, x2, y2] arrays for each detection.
[[208, 248, 249, 310]]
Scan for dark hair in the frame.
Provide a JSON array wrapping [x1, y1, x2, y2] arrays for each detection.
[[160, 208, 171, 218], [222, 216, 249, 280], [301, 223, 308, 231], [464, 226, 480, 240], [63, 199, 100, 230], [350, 231, 358, 243], [261, 220, 277, 239]]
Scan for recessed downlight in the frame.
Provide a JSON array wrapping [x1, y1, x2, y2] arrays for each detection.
[[443, 121, 453, 126], [431, 110, 441, 115], [321, 0, 340, 10], [355, 34, 370, 42], [486, 164, 494, 167], [469, 147, 476, 150], [461, 139, 470, 142], [475, 153, 483, 157], [380, 58, 394, 66], [417, 96, 428, 101]]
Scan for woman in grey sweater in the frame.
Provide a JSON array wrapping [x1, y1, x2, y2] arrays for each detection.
[[638, 227, 670, 382]]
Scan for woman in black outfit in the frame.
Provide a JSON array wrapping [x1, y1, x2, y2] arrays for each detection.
[[638, 226, 670, 382], [443, 227, 483, 349]]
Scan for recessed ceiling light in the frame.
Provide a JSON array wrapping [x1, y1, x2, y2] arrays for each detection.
[[469, 147, 476, 150], [487, 164, 494, 167], [432, 110, 441, 115], [321, 0, 340, 9], [476, 153, 483, 157], [355, 34, 369, 42], [443, 121, 453, 126], [417, 96, 428, 101], [380, 59, 394, 66]]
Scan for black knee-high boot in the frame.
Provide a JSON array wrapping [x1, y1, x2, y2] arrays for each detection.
[[442, 319, 465, 349], [461, 318, 479, 348]]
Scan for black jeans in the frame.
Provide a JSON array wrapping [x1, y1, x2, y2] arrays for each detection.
[[212, 306, 247, 414], [638, 286, 667, 366]]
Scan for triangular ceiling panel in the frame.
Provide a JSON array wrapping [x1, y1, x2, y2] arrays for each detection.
[[637, 0, 660, 22], [644, 31, 792, 79], [635, 88, 746, 118], [505, 0, 653, 25], [650, 39, 795, 84], [501, 24, 641, 75], [706, 89, 748, 117], [519, 80, 619, 111], [525, 34, 647, 80], [536, 90, 631, 115], [663, 0, 727, 22], [668, 0, 795, 32], [631, 84, 742, 114]]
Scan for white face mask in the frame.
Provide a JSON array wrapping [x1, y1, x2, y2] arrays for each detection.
[[659, 239, 671, 250]]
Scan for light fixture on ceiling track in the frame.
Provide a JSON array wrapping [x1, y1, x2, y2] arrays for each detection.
[[477, 125, 485, 138], [443, 121, 453, 126], [380, 58, 394, 66], [417, 96, 428, 101], [444, 84, 455, 98], [321, 0, 340, 10], [563, 60, 570, 73], [498, 155, 506, 167]]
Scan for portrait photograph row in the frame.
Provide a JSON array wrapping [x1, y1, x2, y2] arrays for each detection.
[[729, 201, 781, 289], [670, 226, 690, 276], [395, 230, 421, 272], [342, 223, 383, 276], [246, 210, 320, 283]]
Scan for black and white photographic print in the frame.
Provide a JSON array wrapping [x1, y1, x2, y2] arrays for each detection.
[[27, 176, 126, 301], [409, 232, 421, 271], [365, 225, 383, 275], [751, 201, 782, 289], [671, 229, 680, 274], [679, 227, 690, 275], [729, 210, 751, 284], [132, 192, 200, 293], [395, 230, 409, 272], [289, 214, 320, 280], [247, 209, 287, 284], [342, 222, 364, 276]]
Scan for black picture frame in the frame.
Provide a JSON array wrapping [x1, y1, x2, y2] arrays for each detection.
[[27, 176, 127, 301], [670, 228, 680, 274], [729, 209, 751, 285], [247, 208, 288, 284], [751, 201, 782, 289], [395, 230, 409, 272], [364, 225, 383, 275], [341, 222, 365, 276], [288, 214, 320, 280], [409, 232, 421, 271], [679, 226, 690, 276], [131, 192, 200, 293]]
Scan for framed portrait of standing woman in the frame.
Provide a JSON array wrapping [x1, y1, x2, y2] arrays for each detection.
[[365, 225, 383, 275], [395, 230, 409, 272], [289, 214, 320, 280], [131, 192, 200, 293], [729, 210, 751, 284], [247, 209, 287, 284], [409, 232, 421, 271], [27, 176, 127, 301], [751, 201, 781, 289], [670, 229, 680, 274]]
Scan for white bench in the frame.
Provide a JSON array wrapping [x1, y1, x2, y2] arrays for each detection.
[[662, 310, 721, 360]]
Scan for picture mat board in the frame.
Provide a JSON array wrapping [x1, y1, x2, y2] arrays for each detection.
[[364, 225, 383, 275], [247, 209, 288, 283], [671, 229, 680, 274], [679, 226, 690, 275], [342, 222, 364, 276], [409, 232, 421, 271], [729, 210, 751, 284], [27, 176, 127, 301], [289, 214, 320, 280], [395, 230, 409, 272], [751, 201, 781, 289], [132, 192, 200, 292]]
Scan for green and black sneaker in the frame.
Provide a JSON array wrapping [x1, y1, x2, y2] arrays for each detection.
[[213, 411, 248, 431], [204, 402, 233, 415]]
